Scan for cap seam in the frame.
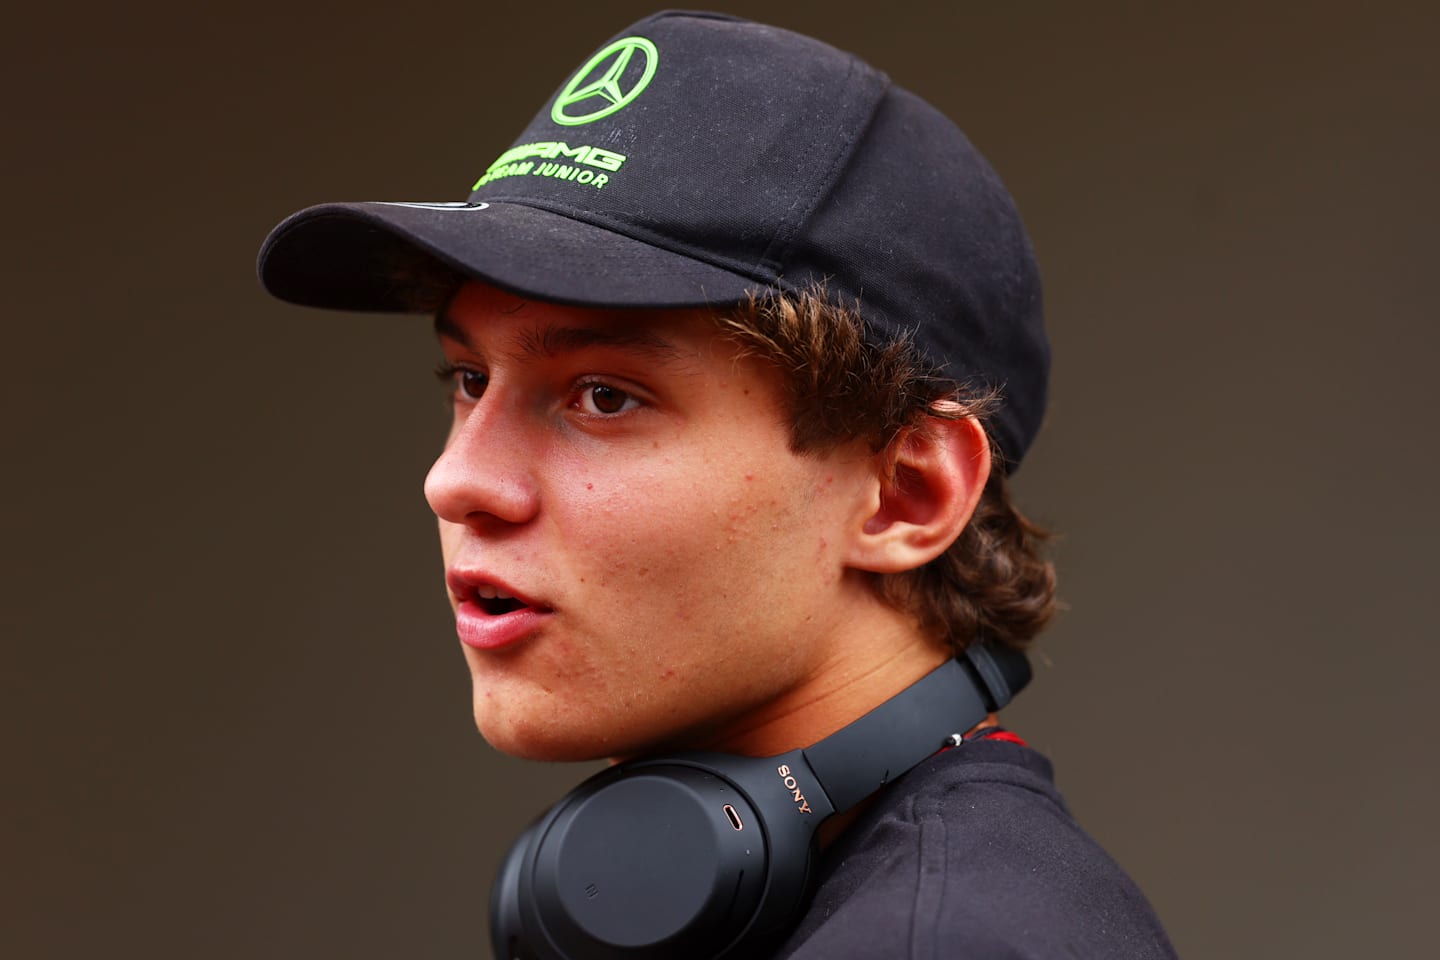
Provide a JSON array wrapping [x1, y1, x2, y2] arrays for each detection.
[[754, 59, 891, 279]]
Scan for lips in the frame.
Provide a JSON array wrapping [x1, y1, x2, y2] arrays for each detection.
[[446, 570, 553, 651]]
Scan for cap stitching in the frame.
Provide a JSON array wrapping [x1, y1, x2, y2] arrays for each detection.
[[754, 59, 891, 279]]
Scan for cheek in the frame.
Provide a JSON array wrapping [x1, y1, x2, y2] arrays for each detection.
[[543, 428, 858, 636], [552, 446, 711, 543], [608, 465, 837, 616], [715, 460, 849, 553]]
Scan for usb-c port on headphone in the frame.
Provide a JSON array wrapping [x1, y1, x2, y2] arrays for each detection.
[[723, 804, 744, 831]]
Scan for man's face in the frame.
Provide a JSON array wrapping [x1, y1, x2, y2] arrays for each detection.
[[425, 282, 879, 762]]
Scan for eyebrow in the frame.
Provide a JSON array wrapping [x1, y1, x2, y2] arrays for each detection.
[[434, 311, 688, 364]]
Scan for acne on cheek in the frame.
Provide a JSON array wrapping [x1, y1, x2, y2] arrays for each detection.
[[721, 491, 793, 543], [590, 559, 653, 586]]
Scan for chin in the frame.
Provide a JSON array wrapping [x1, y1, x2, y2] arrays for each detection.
[[473, 707, 635, 763]]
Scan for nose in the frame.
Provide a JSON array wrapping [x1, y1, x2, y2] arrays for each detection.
[[424, 394, 541, 529]]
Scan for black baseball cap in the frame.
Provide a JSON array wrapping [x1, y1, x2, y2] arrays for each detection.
[[257, 10, 1048, 468]]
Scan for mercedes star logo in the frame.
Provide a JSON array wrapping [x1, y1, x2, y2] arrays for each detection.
[[551, 37, 659, 127]]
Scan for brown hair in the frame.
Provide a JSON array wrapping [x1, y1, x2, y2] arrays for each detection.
[[715, 288, 1056, 654]]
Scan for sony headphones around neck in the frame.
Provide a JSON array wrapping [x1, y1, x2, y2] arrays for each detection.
[[490, 644, 1031, 960]]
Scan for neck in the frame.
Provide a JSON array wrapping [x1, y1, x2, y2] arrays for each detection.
[[694, 601, 954, 759]]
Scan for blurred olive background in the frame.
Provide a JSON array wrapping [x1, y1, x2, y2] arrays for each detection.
[[4, 2, 1436, 957]]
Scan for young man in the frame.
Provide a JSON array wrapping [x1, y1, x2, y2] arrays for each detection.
[[258, 11, 1175, 959]]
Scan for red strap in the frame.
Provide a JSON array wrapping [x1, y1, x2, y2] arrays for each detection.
[[936, 727, 1029, 753], [978, 729, 1027, 747]]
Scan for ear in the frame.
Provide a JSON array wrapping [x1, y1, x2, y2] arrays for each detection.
[[845, 414, 992, 574]]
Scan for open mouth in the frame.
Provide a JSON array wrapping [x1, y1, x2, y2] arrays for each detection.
[[476, 594, 527, 616], [470, 583, 545, 617], [447, 572, 556, 651]]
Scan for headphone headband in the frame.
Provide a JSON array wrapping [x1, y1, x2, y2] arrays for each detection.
[[803, 646, 1028, 812]]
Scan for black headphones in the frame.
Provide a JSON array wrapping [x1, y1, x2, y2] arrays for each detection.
[[490, 645, 1031, 960]]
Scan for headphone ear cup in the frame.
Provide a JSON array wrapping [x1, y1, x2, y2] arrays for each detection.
[[491, 817, 541, 960], [496, 765, 772, 959]]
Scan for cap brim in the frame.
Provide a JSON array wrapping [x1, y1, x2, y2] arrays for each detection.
[[257, 201, 768, 313]]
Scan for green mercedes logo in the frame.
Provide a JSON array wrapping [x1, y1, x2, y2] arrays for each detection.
[[551, 37, 659, 126]]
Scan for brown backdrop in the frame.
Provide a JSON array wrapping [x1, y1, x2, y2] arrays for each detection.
[[5, 1, 1437, 957]]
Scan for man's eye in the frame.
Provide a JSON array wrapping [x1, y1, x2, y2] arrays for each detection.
[[577, 383, 638, 415], [433, 362, 487, 401], [458, 370, 488, 400]]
